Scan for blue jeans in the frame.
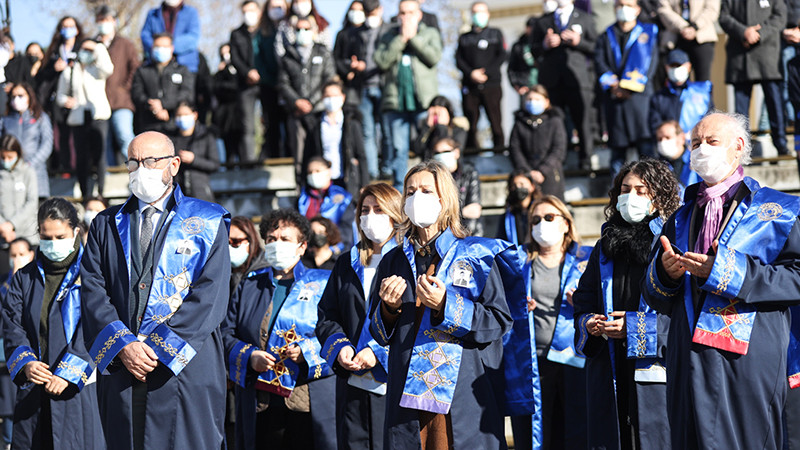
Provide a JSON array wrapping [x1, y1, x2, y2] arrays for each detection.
[[359, 86, 384, 179], [382, 110, 423, 190], [735, 81, 788, 154], [109, 108, 135, 163]]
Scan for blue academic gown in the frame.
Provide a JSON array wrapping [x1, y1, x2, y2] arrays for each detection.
[[222, 261, 337, 450], [643, 178, 800, 449], [316, 245, 393, 450], [368, 229, 514, 449], [80, 186, 231, 450], [2, 249, 103, 450], [572, 220, 670, 450], [298, 184, 356, 253]]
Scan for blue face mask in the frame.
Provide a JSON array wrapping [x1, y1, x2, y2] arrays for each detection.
[[60, 26, 78, 40], [39, 236, 76, 262], [525, 99, 546, 116], [77, 49, 94, 65], [152, 46, 173, 64], [175, 115, 196, 131]]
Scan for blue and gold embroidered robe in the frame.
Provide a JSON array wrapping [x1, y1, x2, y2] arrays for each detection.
[[222, 261, 337, 450], [368, 229, 514, 449], [2, 248, 103, 449], [80, 186, 231, 450], [643, 178, 800, 449], [572, 220, 670, 450]]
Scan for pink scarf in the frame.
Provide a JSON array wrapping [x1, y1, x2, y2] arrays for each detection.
[[694, 166, 744, 254]]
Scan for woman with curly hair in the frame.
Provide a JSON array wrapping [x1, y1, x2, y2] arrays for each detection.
[[571, 159, 681, 450]]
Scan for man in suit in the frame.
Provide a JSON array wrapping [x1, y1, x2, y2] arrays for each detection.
[[80, 131, 231, 450], [533, 0, 598, 169]]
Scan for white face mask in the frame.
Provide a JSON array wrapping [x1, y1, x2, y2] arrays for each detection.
[[244, 11, 260, 27], [293, 1, 312, 17], [10, 96, 28, 112], [543, 0, 558, 13], [296, 28, 314, 47], [348, 9, 366, 26], [616, 5, 638, 23], [656, 137, 684, 160], [404, 191, 442, 229], [531, 221, 564, 248], [229, 242, 250, 268], [39, 235, 76, 262], [360, 213, 394, 244], [268, 7, 285, 21], [366, 15, 382, 29], [555, 0, 572, 8], [667, 65, 690, 84], [307, 171, 331, 189], [264, 241, 301, 271], [129, 166, 170, 204], [690, 143, 735, 185], [323, 95, 344, 113], [164, 0, 182, 7], [432, 151, 458, 172], [98, 21, 115, 36], [84, 210, 99, 226], [617, 193, 653, 224]]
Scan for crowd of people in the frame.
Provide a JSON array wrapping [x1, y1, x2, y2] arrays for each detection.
[[0, 0, 799, 449]]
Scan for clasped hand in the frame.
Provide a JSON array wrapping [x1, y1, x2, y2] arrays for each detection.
[[120, 341, 159, 382], [337, 346, 378, 372], [586, 311, 626, 339], [24, 361, 69, 395]]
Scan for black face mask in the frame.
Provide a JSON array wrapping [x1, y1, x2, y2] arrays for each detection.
[[510, 187, 530, 204], [310, 233, 328, 248]]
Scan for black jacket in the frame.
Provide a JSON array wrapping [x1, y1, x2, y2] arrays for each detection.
[[413, 123, 468, 160], [532, 8, 597, 90], [456, 26, 507, 88], [131, 60, 195, 133], [5, 54, 34, 88], [212, 62, 241, 135], [230, 24, 257, 89], [507, 32, 538, 90], [304, 106, 369, 199], [277, 43, 336, 114], [452, 163, 483, 236], [508, 106, 567, 199], [168, 123, 220, 202], [333, 22, 392, 101], [719, 0, 786, 83]]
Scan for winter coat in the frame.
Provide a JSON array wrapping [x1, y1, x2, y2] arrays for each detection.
[[508, 106, 567, 199], [719, 0, 786, 83]]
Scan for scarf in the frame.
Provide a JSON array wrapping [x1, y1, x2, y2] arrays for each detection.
[[694, 165, 744, 255]]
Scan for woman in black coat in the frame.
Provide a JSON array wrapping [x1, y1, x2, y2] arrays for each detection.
[[167, 101, 221, 202], [508, 84, 567, 200]]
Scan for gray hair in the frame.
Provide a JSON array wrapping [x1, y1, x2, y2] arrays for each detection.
[[702, 110, 752, 165]]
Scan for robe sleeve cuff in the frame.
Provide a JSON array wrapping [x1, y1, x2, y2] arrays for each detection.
[[434, 293, 475, 338], [54, 352, 93, 391], [626, 311, 658, 359], [144, 323, 197, 376], [7, 346, 37, 381], [89, 320, 136, 373], [701, 243, 746, 300], [599, 72, 618, 90], [228, 340, 255, 388], [321, 332, 354, 368], [370, 302, 394, 346], [646, 257, 681, 302], [297, 338, 332, 380], [575, 314, 593, 357]]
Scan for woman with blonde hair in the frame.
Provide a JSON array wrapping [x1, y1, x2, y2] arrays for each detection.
[[366, 161, 532, 449], [510, 195, 591, 449], [316, 182, 403, 449]]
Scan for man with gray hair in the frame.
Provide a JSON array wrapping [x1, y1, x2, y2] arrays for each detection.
[[642, 111, 800, 448]]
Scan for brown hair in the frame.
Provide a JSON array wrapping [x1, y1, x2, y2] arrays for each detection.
[[310, 216, 342, 246], [6, 83, 42, 119], [231, 216, 262, 273], [398, 161, 469, 240], [526, 195, 579, 260], [356, 183, 403, 266]]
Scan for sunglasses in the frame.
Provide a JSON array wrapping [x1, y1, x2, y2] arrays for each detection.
[[229, 238, 248, 248], [531, 213, 563, 225]]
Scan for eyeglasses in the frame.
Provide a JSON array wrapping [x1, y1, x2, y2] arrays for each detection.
[[125, 155, 175, 171], [531, 213, 563, 225], [229, 238, 248, 248]]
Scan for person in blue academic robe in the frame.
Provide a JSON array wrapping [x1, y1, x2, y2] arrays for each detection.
[[495, 170, 539, 247], [222, 208, 336, 450], [80, 131, 231, 450], [298, 157, 356, 254], [643, 112, 800, 449], [573, 159, 681, 450], [511, 195, 591, 450], [369, 161, 523, 449], [2, 198, 103, 450], [316, 183, 404, 450]]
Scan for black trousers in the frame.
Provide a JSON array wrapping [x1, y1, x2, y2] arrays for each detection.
[[550, 83, 595, 161], [259, 85, 287, 159], [676, 39, 715, 82], [256, 394, 313, 449], [462, 84, 504, 149], [72, 118, 108, 199]]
